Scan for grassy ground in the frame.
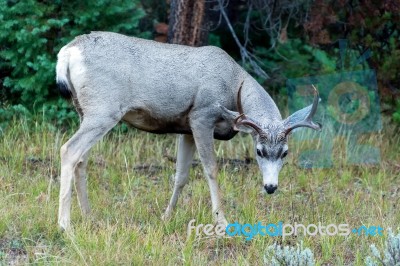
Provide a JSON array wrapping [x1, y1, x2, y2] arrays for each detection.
[[0, 117, 399, 265]]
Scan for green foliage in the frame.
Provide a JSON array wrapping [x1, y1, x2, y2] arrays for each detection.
[[304, 0, 400, 114], [0, 100, 78, 133], [1, 0, 397, 127], [208, 33, 222, 47], [393, 100, 400, 125], [0, 0, 149, 123], [253, 39, 336, 91], [41, 99, 79, 127], [0, 104, 31, 132]]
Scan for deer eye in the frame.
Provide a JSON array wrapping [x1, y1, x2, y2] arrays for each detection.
[[281, 150, 288, 159], [256, 149, 263, 157]]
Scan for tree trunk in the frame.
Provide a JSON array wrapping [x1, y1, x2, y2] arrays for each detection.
[[168, 0, 209, 46]]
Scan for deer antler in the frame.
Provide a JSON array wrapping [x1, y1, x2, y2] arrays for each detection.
[[234, 81, 264, 135], [284, 85, 322, 135]]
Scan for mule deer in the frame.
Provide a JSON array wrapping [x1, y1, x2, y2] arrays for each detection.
[[56, 31, 321, 230]]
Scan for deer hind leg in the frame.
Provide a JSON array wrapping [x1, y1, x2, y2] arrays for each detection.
[[73, 109, 91, 216], [58, 114, 119, 230], [74, 150, 90, 215], [163, 134, 196, 220], [190, 118, 228, 226]]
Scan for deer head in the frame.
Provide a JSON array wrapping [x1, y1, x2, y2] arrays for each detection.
[[221, 82, 322, 194]]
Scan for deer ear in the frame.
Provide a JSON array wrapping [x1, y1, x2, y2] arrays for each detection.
[[283, 104, 313, 128], [219, 105, 253, 134], [283, 98, 322, 133], [219, 105, 238, 120]]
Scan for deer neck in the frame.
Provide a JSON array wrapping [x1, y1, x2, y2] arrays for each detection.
[[240, 76, 283, 126]]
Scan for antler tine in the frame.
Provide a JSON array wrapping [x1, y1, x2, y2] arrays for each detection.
[[234, 81, 246, 124], [285, 120, 322, 134], [306, 85, 319, 122], [237, 81, 245, 115], [237, 119, 264, 135], [233, 81, 265, 135], [285, 84, 322, 135]]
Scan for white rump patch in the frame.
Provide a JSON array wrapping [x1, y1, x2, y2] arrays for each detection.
[[68, 47, 86, 88]]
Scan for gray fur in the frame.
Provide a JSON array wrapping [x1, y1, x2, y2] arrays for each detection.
[[56, 31, 320, 230]]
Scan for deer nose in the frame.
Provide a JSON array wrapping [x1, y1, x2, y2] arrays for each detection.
[[264, 184, 277, 194]]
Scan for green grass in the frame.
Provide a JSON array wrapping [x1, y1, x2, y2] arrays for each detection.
[[0, 117, 399, 265]]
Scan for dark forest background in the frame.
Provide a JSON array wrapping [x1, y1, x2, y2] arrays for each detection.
[[1, 0, 399, 128]]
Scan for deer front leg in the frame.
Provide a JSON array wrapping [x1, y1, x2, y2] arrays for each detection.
[[163, 134, 196, 220], [191, 119, 228, 226]]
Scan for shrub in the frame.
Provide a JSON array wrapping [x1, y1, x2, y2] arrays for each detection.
[[0, 0, 149, 124], [264, 242, 315, 266], [366, 230, 400, 266], [0, 104, 31, 133]]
